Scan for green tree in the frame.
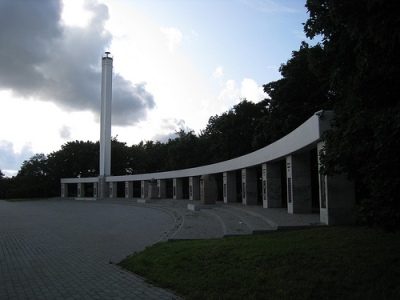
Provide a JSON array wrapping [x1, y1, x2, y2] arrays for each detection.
[[259, 42, 334, 144], [166, 130, 204, 170], [201, 99, 268, 163], [0, 170, 4, 198], [128, 140, 168, 174], [305, 0, 400, 230], [12, 153, 49, 198], [111, 138, 131, 175], [47, 140, 99, 179]]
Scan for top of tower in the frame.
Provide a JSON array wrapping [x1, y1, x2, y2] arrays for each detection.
[[102, 51, 113, 59]]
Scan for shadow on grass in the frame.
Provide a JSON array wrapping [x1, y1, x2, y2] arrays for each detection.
[[119, 227, 400, 299]]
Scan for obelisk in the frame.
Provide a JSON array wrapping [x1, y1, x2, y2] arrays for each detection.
[[98, 51, 113, 198]]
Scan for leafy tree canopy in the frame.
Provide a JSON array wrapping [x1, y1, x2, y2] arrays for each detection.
[[305, 0, 400, 230]]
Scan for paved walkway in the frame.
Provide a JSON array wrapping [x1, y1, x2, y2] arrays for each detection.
[[0, 198, 322, 299]]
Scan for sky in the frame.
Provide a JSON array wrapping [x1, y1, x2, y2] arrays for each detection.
[[0, 0, 316, 177]]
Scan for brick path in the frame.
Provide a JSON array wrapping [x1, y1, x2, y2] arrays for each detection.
[[0, 199, 180, 299], [0, 198, 321, 299]]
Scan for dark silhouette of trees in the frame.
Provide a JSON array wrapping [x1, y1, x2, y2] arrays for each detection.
[[5, 154, 50, 198], [0, 170, 5, 198], [260, 42, 334, 143], [47, 140, 99, 179], [127, 140, 168, 174], [200, 99, 269, 163], [305, 0, 400, 230]]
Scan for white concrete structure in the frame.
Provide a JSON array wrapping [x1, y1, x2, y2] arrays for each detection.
[[189, 176, 200, 200], [99, 52, 113, 176], [223, 171, 236, 203], [157, 179, 167, 198], [61, 110, 356, 225], [99, 52, 113, 198]]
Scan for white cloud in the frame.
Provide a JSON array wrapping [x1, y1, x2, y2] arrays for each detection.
[[61, 0, 93, 27], [59, 126, 72, 139], [216, 78, 266, 112], [240, 78, 267, 102], [213, 66, 224, 79], [160, 26, 183, 53], [218, 79, 240, 107]]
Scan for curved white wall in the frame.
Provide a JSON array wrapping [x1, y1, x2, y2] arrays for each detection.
[[109, 111, 332, 183], [61, 111, 332, 184]]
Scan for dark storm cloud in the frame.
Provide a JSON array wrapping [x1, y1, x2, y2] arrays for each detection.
[[0, 0, 62, 93], [0, 0, 154, 126], [112, 77, 155, 125]]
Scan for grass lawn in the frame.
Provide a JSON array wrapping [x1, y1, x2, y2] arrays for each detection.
[[119, 227, 400, 299]]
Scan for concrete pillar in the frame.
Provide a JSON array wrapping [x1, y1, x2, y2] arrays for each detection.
[[173, 178, 183, 199], [77, 183, 85, 198], [125, 181, 133, 198], [98, 175, 108, 198], [262, 163, 282, 208], [286, 153, 312, 214], [61, 183, 68, 197], [99, 53, 113, 177], [200, 174, 218, 204], [157, 179, 166, 198], [242, 168, 257, 205], [189, 176, 200, 200], [318, 142, 356, 225], [93, 182, 98, 198], [141, 180, 148, 198], [147, 179, 158, 199], [109, 182, 117, 198], [223, 171, 236, 203]]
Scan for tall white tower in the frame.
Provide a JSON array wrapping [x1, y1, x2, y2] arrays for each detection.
[[99, 51, 113, 177]]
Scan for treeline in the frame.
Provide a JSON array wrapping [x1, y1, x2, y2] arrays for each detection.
[[1, 0, 399, 230]]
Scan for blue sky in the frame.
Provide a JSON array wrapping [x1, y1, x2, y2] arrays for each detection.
[[0, 0, 316, 177], [129, 0, 310, 85]]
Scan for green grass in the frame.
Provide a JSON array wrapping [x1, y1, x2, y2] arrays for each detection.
[[119, 227, 400, 299]]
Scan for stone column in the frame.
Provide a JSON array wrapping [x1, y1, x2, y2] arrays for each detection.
[[93, 182, 98, 198], [125, 181, 133, 198], [157, 179, 166, 198], [77, 183, 85, 198], [286, 154, 312, 214], [200, 174, 218, 204], [173, 178, 183, 199], [223, 171, 236, 203], [98, 175, 108, 198], [318, 142, 356, 225], [262, 163, 282, 208], [189, 176, 200, 200], [61, 183, 68, 197], [141, 180, 148, 199], [147, 179, 158, 199], [109, 182, 117, 198], [241, 168, 257, 205]]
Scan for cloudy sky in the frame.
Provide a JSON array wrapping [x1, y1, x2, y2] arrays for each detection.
[[0, 0, 316, 177]]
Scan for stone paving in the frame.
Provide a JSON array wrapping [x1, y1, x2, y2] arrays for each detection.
[[0, 198, 322, 299]]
